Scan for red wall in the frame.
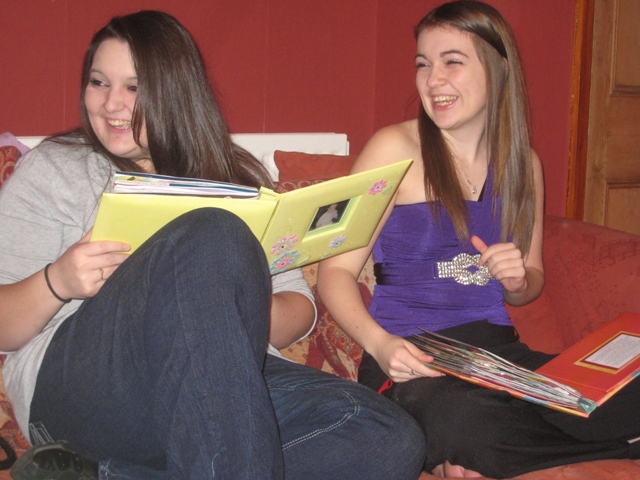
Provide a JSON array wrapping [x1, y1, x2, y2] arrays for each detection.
[[0, 0, 575, 216]]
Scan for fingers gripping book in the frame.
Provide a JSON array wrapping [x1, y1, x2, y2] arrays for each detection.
[[90, 160, 412, 274]]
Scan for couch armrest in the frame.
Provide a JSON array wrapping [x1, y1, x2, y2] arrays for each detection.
[[508, 216, 640, 352]]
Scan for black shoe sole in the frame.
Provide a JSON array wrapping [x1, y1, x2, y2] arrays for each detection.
[[10, 441, 90, 480]]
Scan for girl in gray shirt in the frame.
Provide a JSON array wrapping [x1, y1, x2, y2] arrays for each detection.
[[1, 10, 426, 480]]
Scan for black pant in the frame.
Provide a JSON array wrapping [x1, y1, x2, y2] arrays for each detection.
[[358, 320, 640, 478]]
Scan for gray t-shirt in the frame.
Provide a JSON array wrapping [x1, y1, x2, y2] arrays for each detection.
[[0, 139, 315, 437]]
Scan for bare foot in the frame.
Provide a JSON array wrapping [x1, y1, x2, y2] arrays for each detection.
[[432, 461, 483, 477], [431, 464, 446, 477]]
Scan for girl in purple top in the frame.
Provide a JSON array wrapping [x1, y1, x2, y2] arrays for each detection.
[[319, 1, 640, 478]]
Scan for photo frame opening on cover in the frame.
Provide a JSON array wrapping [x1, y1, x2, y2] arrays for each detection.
[[308, 199, 352, 232]]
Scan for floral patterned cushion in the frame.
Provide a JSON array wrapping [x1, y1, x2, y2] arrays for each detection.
[[0, 146, 21, 187], [0, 147, 29, 472], [279, 257, 375, 381], [0, 358, 30, 460], [275, 173, 372, 380]]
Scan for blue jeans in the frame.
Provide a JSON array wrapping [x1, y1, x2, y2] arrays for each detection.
[[264, 354, 426, 479], [30, 209, 426, 479]]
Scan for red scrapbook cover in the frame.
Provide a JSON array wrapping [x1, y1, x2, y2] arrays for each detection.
[[536, 311, 640, 409], [411, 312, 640, 417]]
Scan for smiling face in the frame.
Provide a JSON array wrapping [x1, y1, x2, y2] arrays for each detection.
[[84, 38, 150, 162], [415, 26, 488, 137]]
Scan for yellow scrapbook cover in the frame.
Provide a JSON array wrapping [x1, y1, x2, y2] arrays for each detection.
[[91, 194, 276, 253], [91, 159, 412, 273], [260, 159, 411, 273]]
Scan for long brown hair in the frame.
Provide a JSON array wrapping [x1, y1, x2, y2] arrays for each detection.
[[415, 0, 535, 252], [57, 10, 271, 189]]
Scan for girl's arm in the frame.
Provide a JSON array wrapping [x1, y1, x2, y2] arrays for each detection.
[[0, 232, 130, 352], [0, 269, 69, 352], [269, 291, 315, 349], [269, 269, 316, 349], [318, 124, 437, 382]]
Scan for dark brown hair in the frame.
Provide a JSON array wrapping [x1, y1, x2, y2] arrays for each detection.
[[61, 10, 271, 188], [415, 0, 535, 252]]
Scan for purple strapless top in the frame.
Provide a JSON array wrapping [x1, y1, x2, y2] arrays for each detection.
[[369, 178, 512, 337]]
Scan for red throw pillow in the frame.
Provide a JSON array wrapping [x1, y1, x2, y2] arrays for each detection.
[[0, 145, 21, 188], [274, 150, 356, 182], [275, 178, 327, 194]]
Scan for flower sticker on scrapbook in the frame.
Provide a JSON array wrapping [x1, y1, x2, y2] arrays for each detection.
[[369, 179, 389, 195], [270, 234, 298, 256], [270, 251, 301, 274], [329, 235, 346, 249]]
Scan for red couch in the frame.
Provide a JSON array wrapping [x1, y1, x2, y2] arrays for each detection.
[[274, 151, 640, 479], [283, 219, 640, 480], [2, 145, 640, 478]]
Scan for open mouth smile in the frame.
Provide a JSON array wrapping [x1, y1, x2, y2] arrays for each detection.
[[107, 119, 132, 130], [432, 95, 457, 107]]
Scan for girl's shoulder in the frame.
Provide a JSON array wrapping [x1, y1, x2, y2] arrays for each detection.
[[6, 137, 113, 195], [19, 136, 96, 167], [368, 120, 419, 151], [353, 120, 420, 173]]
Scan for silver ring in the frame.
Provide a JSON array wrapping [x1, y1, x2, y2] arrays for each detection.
[[409, 369, 415, 376], [99, 268, 104, 280]]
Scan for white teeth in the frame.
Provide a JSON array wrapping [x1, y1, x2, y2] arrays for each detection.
[[108, 119, 131, 129], [433, 96, 457, 106]]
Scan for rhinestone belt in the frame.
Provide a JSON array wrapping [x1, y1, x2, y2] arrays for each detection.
[[436, 253, 492, 286]]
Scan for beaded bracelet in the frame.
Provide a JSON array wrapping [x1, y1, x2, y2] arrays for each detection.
[[44, 263, 71, 303]]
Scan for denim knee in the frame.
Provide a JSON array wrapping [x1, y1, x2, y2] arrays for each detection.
[[265, 357, 426, 479], [145, 207, 270, 283], [158, 208, 260, 254]]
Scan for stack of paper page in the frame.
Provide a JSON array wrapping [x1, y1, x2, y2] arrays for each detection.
[[411, 329, 597, 416], [112, 171, 259, 198], [412, 312, 640, 417]]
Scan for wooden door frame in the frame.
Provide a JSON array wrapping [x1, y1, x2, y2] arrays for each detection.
[[566, 0, 594, 220]]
